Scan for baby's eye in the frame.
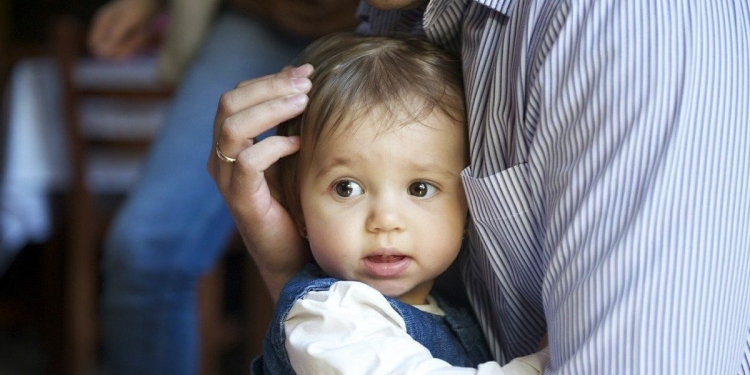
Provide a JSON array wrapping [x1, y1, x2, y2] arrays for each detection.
[[408, 181, 437, 198], [333, 180, 364, 198]]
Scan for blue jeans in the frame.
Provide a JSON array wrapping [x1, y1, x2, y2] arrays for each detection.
[[100, 11, 311, 375]]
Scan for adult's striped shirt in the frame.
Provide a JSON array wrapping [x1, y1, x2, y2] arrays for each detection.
[[359, 0, 750, 373]]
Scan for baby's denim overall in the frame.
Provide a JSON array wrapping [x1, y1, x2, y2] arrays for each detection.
[[251, 264, 492, 374]]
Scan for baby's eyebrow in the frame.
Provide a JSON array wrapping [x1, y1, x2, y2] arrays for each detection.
[[314, 156, 360, 180], [406, 160, 459, 179], [312, 156, 458, 181]]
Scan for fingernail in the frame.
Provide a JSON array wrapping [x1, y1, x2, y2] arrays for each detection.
[[291, 77, 311, 92], [287, 94, 308, 109], [292, 64, 313, 77]]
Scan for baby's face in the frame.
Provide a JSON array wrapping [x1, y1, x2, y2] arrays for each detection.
[[298, 107, 467, 305]]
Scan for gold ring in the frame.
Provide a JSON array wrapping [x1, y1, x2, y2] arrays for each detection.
[[215, 143, 236, 163]]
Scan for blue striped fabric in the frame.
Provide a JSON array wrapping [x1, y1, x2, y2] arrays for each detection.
[[358, 0, 750, 373]]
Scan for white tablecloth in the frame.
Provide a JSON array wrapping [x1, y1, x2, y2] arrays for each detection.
[[1, 56, 169, 272]]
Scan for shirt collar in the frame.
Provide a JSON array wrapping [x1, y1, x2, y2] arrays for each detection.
[[425, 0, 515, 16], [422, 0, 515, 51]]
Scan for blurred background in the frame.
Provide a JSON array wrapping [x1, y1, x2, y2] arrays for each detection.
[[0, 0, 275, 373]]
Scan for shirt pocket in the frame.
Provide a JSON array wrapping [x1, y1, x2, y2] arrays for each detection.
[[461, 163, 538, 259], [460, 163, 544, 347]]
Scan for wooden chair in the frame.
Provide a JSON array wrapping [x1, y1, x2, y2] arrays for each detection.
[[53, 15, 274, 374], [54, 14, 172, 374], [54, 13, 280, 374]]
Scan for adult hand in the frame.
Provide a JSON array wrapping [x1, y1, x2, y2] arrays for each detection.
[[208, 65, 315, 301], [88, 0, 162, 59], [245, 0, 360, 38]]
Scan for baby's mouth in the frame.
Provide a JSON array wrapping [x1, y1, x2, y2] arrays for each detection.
[[363, 252, 411, 277], [366, 254, 407, 263]]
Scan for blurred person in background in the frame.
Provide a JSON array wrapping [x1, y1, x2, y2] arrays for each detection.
[[87, 0, 358, 374]]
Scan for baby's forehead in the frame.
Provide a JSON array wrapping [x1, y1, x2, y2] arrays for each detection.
[[322, 99, 449, 136]]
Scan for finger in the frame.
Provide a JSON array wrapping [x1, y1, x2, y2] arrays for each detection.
[[101, 16, 138, 53], [219, 76, 311, 121], [209, 135, 300, 200], [108, 30, 149, 60], [213, 70, 311, 148], [216, 93, 308, 157], [90, 23, 135, 58], [88, 8, 119, 54], [233, 136, 301, 188], [228, 136, 300, 215], [235, 64, 314, 88]]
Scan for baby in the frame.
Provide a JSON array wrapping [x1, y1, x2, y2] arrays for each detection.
[[252, 32, 547, 375]]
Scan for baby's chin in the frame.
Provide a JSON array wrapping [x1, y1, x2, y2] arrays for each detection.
[[367, 280, 429, 305]]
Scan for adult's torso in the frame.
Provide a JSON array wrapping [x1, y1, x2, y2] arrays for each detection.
[[360, 1, 750, 372]]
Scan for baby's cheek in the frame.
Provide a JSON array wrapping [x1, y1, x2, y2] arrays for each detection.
[[308, 235, 347, 278]]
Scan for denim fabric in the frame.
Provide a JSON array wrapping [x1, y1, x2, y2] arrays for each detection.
[[252, 264, 493, 374], [98, 11, 311, 375]]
